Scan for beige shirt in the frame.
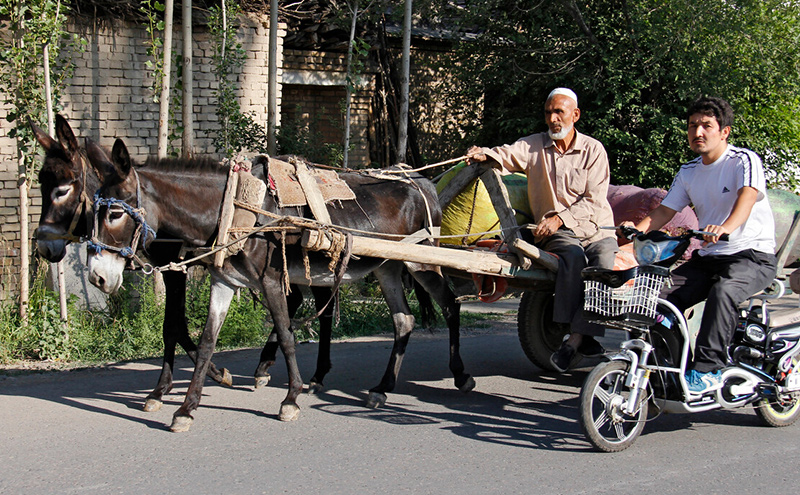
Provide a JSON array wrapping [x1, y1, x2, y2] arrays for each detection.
[[481, 131, 615, 244]]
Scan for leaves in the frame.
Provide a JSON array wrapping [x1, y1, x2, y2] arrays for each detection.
[[423, 0, 800, 190]]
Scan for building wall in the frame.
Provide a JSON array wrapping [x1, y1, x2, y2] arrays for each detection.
[[0, 14, 285, 299], [0, 18, 460, 301], [281, 49, 374, 167]]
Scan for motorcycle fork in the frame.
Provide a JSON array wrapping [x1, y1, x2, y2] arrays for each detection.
[[622, 342, 655, 416]]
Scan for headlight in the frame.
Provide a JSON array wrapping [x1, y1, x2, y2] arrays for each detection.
[[745, 324, 766, 343], [634, 239, 661, 265]]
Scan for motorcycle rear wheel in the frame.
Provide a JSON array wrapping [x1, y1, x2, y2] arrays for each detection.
[[580, 361, 648, 452], [755, 393, 800, 427]]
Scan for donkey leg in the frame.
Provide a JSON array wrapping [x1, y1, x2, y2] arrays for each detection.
[[253, 331, 279, 389], [366, 264, 416, 409], [144, 271, 226, 412], [254, 285, 307, 389], [254, 287, 302, 388], [260, 277, 303, 421], [170, 281, 235, 432], [163, 271, 229, 387], [411, 267, 474, 393], [308, 286, 333, 394]]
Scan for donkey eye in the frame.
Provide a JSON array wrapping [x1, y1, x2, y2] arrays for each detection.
[[108, 206, 125, 222], [52, 184, 72, 201]]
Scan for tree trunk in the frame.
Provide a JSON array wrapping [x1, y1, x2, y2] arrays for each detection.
[[396, 0, 412, 162], [267, 0, 278, 156], [44, 41, 68, 322], [156, 0, 175, 299], [158, 0, 175, 158], [181, 0, 194, 158], [342, 1, 359, 167], [18, 151, 29, 323]]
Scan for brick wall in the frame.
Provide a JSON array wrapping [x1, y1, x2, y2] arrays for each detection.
[[0, 14, 285, 298], [281, 49, 374, 167], [0, 18, 462, 300]]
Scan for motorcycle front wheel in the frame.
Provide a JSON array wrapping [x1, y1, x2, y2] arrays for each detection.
[[579, 361, 648, 452]]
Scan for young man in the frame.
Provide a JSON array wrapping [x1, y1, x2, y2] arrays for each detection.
[[627, 96, 777, 393], [467, 88, 618, 372]]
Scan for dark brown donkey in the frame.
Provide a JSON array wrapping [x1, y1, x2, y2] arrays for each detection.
[[85, 137, 471, 432], [31, 115, 337, 411]]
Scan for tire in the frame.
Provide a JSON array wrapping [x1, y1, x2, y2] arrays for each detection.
[[517, 291, 582, 371], [579, 360, 648, 452], [755, 394, 800, 427]]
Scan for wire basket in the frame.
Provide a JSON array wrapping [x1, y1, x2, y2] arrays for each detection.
[[582, 265, 670, 329]]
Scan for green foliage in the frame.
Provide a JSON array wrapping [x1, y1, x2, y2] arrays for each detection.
[[0, 0, 84, 179], [207, 2, 268, 158], [276, 104, 345, 165], [428, 0, 800, 190], [0, 265, 485, 365], [140, 0, 167, 99], [139, 0, 183, 156]]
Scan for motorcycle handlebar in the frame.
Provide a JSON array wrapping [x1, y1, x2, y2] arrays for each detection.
[[607, 225, 730, 242]]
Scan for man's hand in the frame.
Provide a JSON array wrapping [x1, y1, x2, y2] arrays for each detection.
[[466, 145, 486, 164], [535, 215, 563, 238], [617, 220, 636, 239], [701, 224, 728, 245]]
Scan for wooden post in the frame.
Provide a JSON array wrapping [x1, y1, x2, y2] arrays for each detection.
[[776, 211, 800, 271], [294, 161, 331, 224], [214, 169, 239, 267], [302, 229, 520, 275], [479, 166, 520, 241], [437, 163, 483, 209]]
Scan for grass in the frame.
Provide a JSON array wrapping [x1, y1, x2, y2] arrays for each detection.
[[0, 265, 501, 368]]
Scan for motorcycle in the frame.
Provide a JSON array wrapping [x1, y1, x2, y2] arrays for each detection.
[[579, 227, 800, 452]]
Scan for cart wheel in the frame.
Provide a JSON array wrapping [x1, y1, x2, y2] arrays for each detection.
[[517, 291, 582, 371]]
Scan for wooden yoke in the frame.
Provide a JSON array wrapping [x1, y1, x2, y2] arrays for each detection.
[[478, 165, 559, 273], [294, 159, 332, 224]]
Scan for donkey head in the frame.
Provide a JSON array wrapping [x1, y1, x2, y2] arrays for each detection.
[[84, 137, 147, 294], [33, 115, 93, 262]]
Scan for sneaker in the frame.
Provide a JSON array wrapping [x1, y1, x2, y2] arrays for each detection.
[[685, 369, 723, 393], [577, 336, 606, 358], [550, 343, 576, 373]]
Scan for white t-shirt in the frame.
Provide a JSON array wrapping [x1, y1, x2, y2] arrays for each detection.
[[661, 144, 775, 256]]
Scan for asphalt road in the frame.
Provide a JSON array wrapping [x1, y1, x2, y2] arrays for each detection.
[[2, 314, 800, 494]]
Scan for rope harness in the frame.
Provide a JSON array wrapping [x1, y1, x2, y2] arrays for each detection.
[[88, 168, 157, 273]]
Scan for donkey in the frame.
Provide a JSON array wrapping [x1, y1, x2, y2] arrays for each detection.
[[31, 115, 338, 412], [85, 137, 471, 431]]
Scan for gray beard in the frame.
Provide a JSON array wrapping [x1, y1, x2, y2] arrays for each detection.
[[548, 124, 573, 141]]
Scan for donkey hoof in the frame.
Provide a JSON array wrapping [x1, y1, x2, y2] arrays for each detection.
[[254, 374, 271, 389], [170, 415, 194, 433], [458, 376, 476, 394], [366, 391, 387, 409], [220, 368, 233, 387], [308, 380, 324, 395], [279, 403, 300, 422], [143, 398, 163, 412]]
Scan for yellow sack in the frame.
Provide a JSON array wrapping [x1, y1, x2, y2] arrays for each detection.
[[436, 162, 531, 245]]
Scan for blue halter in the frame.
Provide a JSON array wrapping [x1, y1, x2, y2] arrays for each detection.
[[88, 168, 156, 258]]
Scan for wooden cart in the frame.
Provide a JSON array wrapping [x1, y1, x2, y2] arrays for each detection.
[[302, 162, 571, 371]]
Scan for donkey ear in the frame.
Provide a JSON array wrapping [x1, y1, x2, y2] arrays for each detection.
[[29, 116, 61, 154], [110, 138, 132, 177], [85, 138, 118, 184], [55, 114, 80, 158]]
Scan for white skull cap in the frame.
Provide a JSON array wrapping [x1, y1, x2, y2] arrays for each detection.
[[547, 87, 578, 106]]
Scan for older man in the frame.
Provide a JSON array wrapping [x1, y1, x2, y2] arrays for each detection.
[[467, 88, 618, 372]]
